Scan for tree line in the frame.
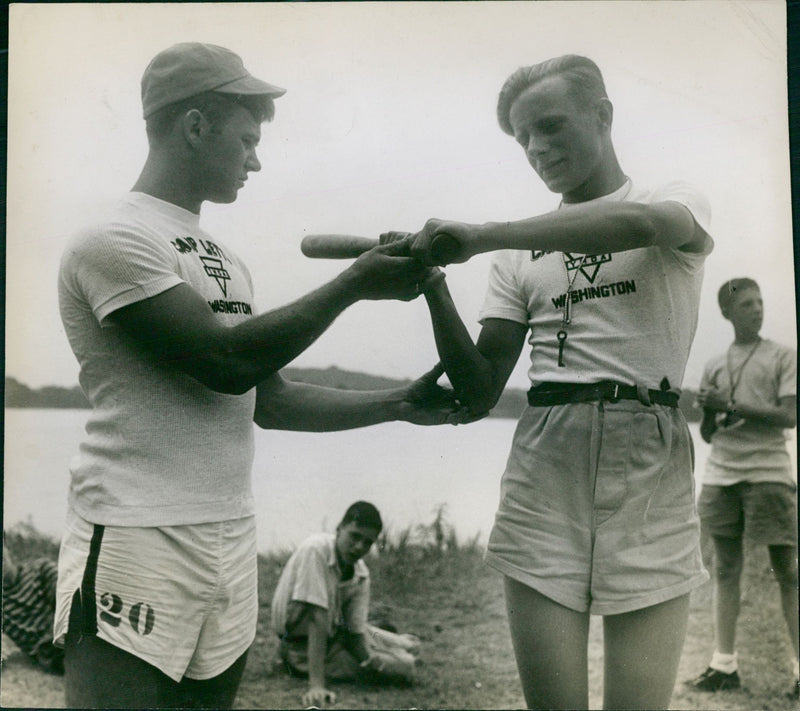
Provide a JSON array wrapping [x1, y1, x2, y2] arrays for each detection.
[[3, 373, 701, 422]]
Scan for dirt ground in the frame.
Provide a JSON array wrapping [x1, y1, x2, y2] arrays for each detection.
[[1, 543, 798, 710]]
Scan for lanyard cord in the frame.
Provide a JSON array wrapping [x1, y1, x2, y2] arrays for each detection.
[[556, 254, 588, 367], [725, 338, 761, 405], [561, 254, 588, 327], [554, 177, 633, 368]]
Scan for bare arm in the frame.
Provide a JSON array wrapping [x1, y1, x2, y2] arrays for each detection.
[[409, 200, 709, 265], [303, 605, 336, 708], [253, 365, 476, 430], [734, 396, 797, 428], [109, 242, 430, 395], [697, 388, 797, 429], [423, 279, 527, 414], [349, 633, 371, 664]]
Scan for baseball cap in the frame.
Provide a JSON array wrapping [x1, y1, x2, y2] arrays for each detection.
[[141, 42, 286, 118]]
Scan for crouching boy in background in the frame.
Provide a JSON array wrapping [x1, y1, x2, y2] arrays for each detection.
[[270, 501, 418, 707]]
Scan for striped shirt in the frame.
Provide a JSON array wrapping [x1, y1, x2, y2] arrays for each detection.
[[2, 558, 63, 672]]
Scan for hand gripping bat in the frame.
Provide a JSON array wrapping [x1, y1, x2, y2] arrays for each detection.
[[300, 233, 460, 265]]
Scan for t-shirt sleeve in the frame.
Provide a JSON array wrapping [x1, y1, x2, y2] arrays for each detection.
[[478, 251, 530, 326], [287, 545, 331, 611], [777, 346, 797, 399], [60, 224, 185, 325], [651, 181, 714, 266]]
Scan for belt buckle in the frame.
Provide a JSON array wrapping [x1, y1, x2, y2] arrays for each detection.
[[606, 383, 621, 403]]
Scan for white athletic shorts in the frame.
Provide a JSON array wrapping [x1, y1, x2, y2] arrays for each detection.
[[54, 508, 258, 682], [485, 399, 709, 615]]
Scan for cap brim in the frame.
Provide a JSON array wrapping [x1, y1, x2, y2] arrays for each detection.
[[215, 75, 286, 98]]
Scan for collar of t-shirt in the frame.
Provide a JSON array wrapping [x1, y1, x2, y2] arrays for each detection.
[[126, 191, 202, 228], [558, 177, 633, 210]]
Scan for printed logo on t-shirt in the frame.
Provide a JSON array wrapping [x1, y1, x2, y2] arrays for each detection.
[[551, 252, 637, 310], [199, 256, 231, 297], [564, 252, 612, 284], [170, 235, 255, 315], [530, 250, 552, 262], [171, 236, 233, 296]]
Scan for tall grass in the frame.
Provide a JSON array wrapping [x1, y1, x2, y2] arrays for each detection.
[[3, 521, 60, 562]]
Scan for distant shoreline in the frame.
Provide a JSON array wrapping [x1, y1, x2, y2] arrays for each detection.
[[4, 372, 702, 422]]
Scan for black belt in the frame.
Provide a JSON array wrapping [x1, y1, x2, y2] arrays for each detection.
[[527, 381, 680, 408]]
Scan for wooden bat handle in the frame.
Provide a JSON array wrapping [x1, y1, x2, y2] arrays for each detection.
[[300, 232, 461, 263], [300, 234, 377, 259]]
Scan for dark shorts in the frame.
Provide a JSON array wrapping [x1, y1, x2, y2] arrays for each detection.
[[698, 482, 798, 545]]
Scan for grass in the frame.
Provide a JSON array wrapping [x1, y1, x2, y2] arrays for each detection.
[[2, 512, 798, 710]]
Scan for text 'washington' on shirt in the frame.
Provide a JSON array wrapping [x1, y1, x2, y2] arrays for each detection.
[[478, 180, 713, 390]]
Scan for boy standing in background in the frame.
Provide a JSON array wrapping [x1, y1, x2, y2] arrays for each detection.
[[691, 278, 798, 698]]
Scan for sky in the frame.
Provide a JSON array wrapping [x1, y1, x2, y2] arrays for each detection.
[[5, 0, 795, 393]]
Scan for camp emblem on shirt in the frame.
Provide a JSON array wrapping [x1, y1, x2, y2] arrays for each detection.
[[563, 252, 612, 284], [171, 236, 233, 297]]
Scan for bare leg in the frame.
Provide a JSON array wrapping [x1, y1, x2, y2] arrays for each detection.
[[603, 593, 690, 710], [178, 650, 249, 709], [503, 576, 590, 710], [768, 545, 799, 662], [64, 589, 248, 709], [712, 536, 744, 654], [65, 623, 182, 708]]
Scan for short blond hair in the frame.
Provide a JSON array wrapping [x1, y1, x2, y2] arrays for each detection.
[[497, 55, 608, 135]]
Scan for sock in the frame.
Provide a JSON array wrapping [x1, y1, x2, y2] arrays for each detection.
[[709, 650, 738, 674]]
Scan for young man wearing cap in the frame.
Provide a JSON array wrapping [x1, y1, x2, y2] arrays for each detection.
[[689, 278, 798, 699], [396, 55, 713, 709], [271, 501, 419, 707], [54, 43, 464, 709]]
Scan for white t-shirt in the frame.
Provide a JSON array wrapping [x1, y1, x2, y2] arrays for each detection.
[[58, 192, 258, 526], [270, 533, 370, 639], [701, 338, 797, 486], [478, 180, 713, 390]]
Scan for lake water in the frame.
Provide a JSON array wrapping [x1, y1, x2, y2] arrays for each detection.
[[3, 408, 794, 554]]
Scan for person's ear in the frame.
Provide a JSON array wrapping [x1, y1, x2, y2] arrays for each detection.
[[182, 109, 208, 147], [595, 98, 613, 133]]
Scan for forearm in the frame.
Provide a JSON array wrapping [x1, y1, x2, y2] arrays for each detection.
[[731, 401, 797, 429], [350, 633, 371, 664], [201, 272, 362, 393], [423, 282, 497, 412], [307, 615, 329, 690], [254, 376, 406, 431], [471, 201, 689, 256]]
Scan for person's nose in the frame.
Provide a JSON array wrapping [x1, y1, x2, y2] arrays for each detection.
[[525, 133, 549, 160], [246, 149, 261, 173]]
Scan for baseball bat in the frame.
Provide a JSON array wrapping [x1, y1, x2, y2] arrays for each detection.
[[300, 233, 461, 265]]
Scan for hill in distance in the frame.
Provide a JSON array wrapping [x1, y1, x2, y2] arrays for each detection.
[[4, 371, 700, 422]]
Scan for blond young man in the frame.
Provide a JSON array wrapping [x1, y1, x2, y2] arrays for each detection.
[[398, 55, 713, 709]]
